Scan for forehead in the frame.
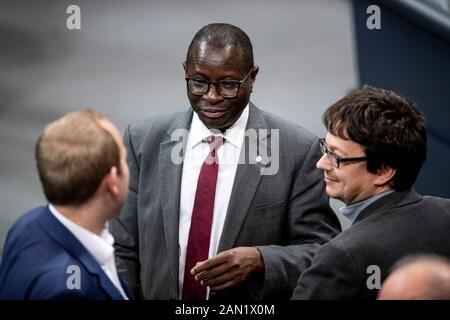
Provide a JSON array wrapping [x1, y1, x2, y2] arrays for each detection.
[[325, 132, 364, 155], [189, 41, 245, 70]]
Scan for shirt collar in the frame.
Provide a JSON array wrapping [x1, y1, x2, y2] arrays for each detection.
[[339, 190, 395, 224], [48, 204, 115, 266], [187, 104, 249, 149]]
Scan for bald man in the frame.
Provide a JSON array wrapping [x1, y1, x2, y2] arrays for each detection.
[[378, 255, 450, 300], [110, 22, 340, 300]]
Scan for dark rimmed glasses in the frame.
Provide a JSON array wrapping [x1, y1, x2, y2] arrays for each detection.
[[185, 66, 255, 99], [319, 138, 368, 168]]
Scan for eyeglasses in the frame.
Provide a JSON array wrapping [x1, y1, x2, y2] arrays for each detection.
[[319, 138, 368, 168], [185, 66, 255, 99]]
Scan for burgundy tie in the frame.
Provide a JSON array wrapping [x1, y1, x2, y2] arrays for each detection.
[[182, 135, 223, 300]]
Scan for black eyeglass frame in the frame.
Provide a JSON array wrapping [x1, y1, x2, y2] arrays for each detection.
[[185, 66, 255, 99], [319, 138, 368, 168]]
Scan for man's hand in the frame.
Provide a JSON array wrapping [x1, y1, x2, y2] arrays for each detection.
[[191, 247, 264, 291]]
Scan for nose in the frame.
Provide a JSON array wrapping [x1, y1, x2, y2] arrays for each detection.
[[204, 83, 225, 104], [316, 153, 332, 171]]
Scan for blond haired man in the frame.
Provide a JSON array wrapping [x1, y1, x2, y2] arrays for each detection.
[[0, 110, 132, 300]]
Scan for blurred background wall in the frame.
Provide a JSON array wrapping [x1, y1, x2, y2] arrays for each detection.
[[0, 0, 448, 255], [354, 0, 450, 199]]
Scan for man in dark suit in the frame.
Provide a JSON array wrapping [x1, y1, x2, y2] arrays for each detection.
[[291, 85, 450, 300], [0, 110, 132, 300], [110, 23, 341, 300]]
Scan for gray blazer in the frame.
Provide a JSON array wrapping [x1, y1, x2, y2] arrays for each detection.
[[110, 102, 341, 300], [291, 189, 450, 299]]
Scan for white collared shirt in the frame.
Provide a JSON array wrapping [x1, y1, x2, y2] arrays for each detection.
[[179, 104, 249, 299], [49, 204, 128, 299]]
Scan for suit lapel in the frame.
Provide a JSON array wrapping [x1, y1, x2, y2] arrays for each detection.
[[96, 271, 125, 300], [118, 271, 134, 300], [354, 189, 422, 224], [159, 109, 193, 295], [38, 207, 124, 300], [218, 102, 270, 252]]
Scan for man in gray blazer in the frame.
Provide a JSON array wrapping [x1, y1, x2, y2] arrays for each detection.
[[291, 85, 450, 300], [110, 23, 340, 300]]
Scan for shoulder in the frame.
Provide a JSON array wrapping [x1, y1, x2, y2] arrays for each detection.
[[324, 194, 450, 260], [2, 206, 76, 276], [406, 195, 450, 228], [9, 206, 47, 230], [258, 108, 318, 143], [0, 234, 82, 299], [124, 109, 191, 159], [253, 107, 320, 166], [382, 192, 450, 223], [3, 206, 49, 248], [1, 244, 107, 299], [250, 106, 322, 174], [419, 195, 450, 209], [127, 109, 189, 140]]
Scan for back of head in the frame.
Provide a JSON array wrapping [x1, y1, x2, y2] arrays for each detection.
[[323, 85, 427, 190], [186, 23, 254, 73], [378, 255, 450, 300], [35, 109, 120, 205]]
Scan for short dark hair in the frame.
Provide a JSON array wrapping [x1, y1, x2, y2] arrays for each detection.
[[35, 109, 121, 205], [323, 85, 427, 190], [186, 23, 254, 73]]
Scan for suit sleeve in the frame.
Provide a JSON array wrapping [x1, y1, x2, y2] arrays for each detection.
[[109, 125, 141, 296], [255, 138, 341, 300], [290, 241, 360, 299], [27, 273, 88, 300]]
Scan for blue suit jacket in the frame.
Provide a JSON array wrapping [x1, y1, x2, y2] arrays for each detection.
[[0, 206, 134, 300]]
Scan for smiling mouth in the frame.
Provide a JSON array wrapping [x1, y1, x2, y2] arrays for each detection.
[[324, 175, 339, 183], [201, 109, 227, 119]]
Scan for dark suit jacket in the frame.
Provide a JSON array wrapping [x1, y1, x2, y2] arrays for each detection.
[[291, 189, 450, 299], [110, 102, 341, 300], [0, 206, 133, 300]]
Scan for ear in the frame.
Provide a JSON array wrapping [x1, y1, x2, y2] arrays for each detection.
[[103, 166, 120, 199], [374, 165, 396, 187], [183, 61, 188, 76]]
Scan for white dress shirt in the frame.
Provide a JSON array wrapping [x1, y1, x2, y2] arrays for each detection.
[[49, 204, 128, 299], [179, 104, 249, 299]]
